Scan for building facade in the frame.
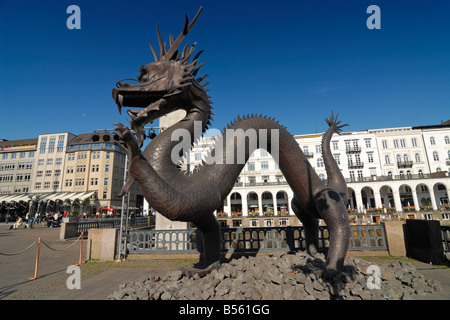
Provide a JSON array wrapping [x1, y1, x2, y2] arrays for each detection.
[[62, 132, 142, 216], [0, 139, 38, 218], [0, 132, 143, 219], [1, 122, 449, 224], [0, 138, 37, 195], [31, 132, 76, 194], [186, 122, 450, 228]]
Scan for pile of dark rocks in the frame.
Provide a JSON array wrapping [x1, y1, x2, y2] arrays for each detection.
[[108, 251, 441, 300]]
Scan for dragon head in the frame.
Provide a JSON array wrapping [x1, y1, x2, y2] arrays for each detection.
[[112, 7, 207, 131]]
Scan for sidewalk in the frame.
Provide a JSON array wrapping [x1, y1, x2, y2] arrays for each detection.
[[1, 222, 449, 300], [0, 223, 191, 300]]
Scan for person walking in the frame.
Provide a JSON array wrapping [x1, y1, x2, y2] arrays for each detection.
[[25, 212, 32, 228]]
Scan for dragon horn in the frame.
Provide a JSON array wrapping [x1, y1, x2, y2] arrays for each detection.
[[149, 42, 159, 61], [156, 24, 166, 58], [161, 6, 203, 61]]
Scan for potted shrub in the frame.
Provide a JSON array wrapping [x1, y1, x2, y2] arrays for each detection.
[[63, 211, 79, 223]]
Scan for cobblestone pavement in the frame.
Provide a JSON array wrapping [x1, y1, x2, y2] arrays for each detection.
[[1, 222, 449, 300]]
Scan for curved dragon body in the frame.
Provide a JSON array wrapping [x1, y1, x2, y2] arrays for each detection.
[[113, 7, 350, 276]]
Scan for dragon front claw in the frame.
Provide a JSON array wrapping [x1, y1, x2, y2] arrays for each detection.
[[114, 122, 141, 159], [113, 122, 140, 198], [117, 175, 136, 197]]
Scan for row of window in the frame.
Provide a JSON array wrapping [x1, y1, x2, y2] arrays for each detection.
[[36, 170, 61, 177], [196, 152, 447, 174], [236, 175, 285, 184], [15, 174, 32, 182], [199, 150, 447, 171], [66, 151, 122, 161], [385, 153, 422, 164], [382, 138, 417, 149], [305, 139, 373, 153], [65, 164, 110, 174], [430, 136, 450, 145], [35, 181, 59, 189], [247, 161, 273, 171], [37, 158, 63, 166], [384, 151, 450, 164], [0, 175, 14, 183], [39, 136, 66, 154], [1, 151, 35, 160], [381, 136, 450, 149], [65, 178, 109, 187], [66, 143, 122, 153], [306, 169, 437, 182], [63, 177, 123, 188]]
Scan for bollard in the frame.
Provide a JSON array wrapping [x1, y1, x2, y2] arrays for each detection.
[[29, 237, 41, 280], [77, 232, 84, 266]]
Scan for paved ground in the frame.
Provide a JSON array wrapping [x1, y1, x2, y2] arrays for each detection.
[[0, 223, 193, 300], [1, 222, 449, 301]]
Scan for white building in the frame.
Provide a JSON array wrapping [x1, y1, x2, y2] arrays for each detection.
[[372, 126, 429, 177], [294, 129, 383, 183], [185, 122, 450, 227], [419, 124, 450, 173]]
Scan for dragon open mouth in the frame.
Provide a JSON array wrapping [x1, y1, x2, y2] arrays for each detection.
[[112, 87, 167, 125]]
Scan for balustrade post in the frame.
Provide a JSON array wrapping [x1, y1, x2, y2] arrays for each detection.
[[285, 226, 295, 251]]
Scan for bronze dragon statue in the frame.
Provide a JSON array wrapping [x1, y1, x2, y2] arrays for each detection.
[[112, 7, 350, 277]]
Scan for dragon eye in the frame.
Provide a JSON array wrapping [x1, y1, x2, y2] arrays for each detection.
[[137, 65, 148, 81]]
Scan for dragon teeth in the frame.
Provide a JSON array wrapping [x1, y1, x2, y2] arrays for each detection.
[[116, 94, 124, 114]]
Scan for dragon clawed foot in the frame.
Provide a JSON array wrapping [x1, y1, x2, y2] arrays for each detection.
[[114, 122, 141, 159], [117, 175, 136, 197], [325, 111, 348, 134], [114, 122, 140, 197]]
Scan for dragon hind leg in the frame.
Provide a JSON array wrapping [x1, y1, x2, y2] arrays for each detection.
[[192, 213, 221, 269], [313, 188, 351, 278], [291, 196, 319, 256]]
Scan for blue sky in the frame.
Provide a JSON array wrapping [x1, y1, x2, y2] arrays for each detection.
[[1, 0, 449, 140]]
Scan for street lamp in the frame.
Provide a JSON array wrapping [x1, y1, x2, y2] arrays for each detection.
[[92, 126, 162, 141]]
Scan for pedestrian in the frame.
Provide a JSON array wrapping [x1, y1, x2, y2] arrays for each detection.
[[25, 212, 32, 228], [46, 213, 53, 228], [13, 216, 23, 229]]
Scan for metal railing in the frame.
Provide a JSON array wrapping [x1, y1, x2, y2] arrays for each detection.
[[128, 228, 200, 254], [76, 217, 149, 235], [126, 224, 387, 255]]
